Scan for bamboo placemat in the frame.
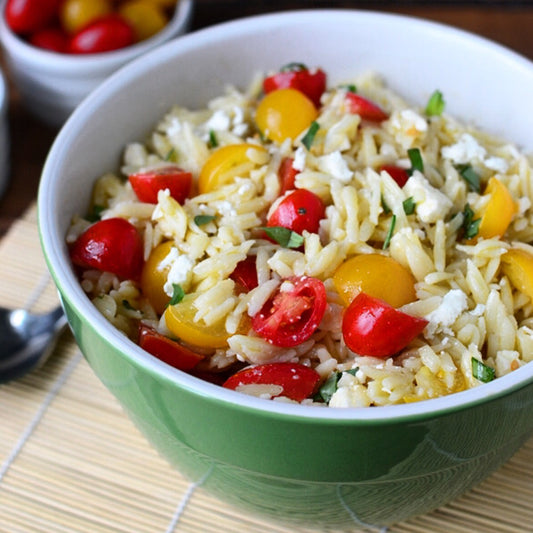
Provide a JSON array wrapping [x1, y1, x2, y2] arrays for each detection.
[[1, 204, 533, 533]]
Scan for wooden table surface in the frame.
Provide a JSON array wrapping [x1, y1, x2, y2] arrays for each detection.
[[1, 1, 533, 238]]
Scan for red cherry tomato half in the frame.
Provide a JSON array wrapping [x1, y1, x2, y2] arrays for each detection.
[[346, 92, 389, 122], [380, 165, 410, 188], [229, 256, 258, 292], [342, 292, 428, 358], [267, 189, 325, 236], [138, 324, 204, 371], [263, 65, 327, 108], [252, 276, 327, 347], [70, 217, 144, 280], [129, 166, 193, 205], [278, 157, 299, 195], [68, 14, 135, 54], [29, 26, 69, 53], [223, 362, 321, 402], [5, 0, 60, 34]]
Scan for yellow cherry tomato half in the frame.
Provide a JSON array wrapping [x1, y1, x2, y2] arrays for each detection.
[[60, 0, 112, 34], [164, 294, 230, 349], [198, 143, 267, 194], [477, 177, 518, 240], [255, 88, 318, 144], [333, 253, 417, 308], [502, 248, 533, 303], [141, 241, 174, 315], [119, 0, 168, 41]]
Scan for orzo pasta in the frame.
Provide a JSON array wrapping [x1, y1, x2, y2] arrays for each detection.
[[67, 64, 533, 407]]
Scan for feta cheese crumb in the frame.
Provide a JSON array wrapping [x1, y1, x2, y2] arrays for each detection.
[[441, 133, 487, 164], [403, 171, 453, 223], [317, 151, 352, 183], [425, 289, 468, 337], [293, 146, 307, 171], [161, 248, 194, 296]]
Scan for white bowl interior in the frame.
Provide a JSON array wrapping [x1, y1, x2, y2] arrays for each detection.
[[39, 10, 533, 421]]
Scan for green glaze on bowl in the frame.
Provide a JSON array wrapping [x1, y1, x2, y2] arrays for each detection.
[[40, 11, 533, 528]]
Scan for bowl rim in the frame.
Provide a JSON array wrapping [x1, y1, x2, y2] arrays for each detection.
[[0, 0, 194, 70], [39, 8, 533, 424]]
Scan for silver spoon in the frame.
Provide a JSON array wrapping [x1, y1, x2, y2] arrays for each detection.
[[0, 305, 68, 384]]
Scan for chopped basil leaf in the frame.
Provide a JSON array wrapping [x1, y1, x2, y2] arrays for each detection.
[[87, 204, 104, 222], [340, 83, 357, 93], [457, 164, 481, 193], [194, 214, 216, 226], [280, 62, 308, 72], [169, 284, 185, 306], [208, 129, 218, 148], [472, 357, 496, 383], [301, 121, 320, 150], [425, 90, 445, 116], [164, 148, 177, 162], [403, 196, 416, 215], [316, 367, 360, 403], [408, 148, 424, 173], [383, 214, 397, 250], [461, 204, 481, 239], [260, 226, 304, 248], [381, 195, 391, 214]]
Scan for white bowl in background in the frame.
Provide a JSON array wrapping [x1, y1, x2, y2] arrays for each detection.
[[0, 0, 194, 128]]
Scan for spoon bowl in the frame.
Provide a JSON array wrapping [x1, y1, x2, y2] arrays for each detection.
[[0, 305, 67, 383]]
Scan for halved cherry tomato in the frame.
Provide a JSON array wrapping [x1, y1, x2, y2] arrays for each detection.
[[119, 0, 168, 41], [380, 164, 409, 187], [198, 143, 267, 194], [278, 157, 299, 195], [70, 217, 144, 280], [342, 292, 428, 358], [129, 166, 192, 204], [223, 362, 321, 402], [333, 254, 417, 308], [60, 0, 112, 35], [252, 276, 327, 347], [502, 248, 533, 303], [476, 177, 518, 240], [346, 92, 388, 122], [29, 26, 69, 52], [263, 64, 327, 108], [139, 324, 204, 371], [141, 241, 174, 314], [255, 88, 318, 144], [68, 14, 135, 54], [5, 0, 60, 34], [164, 293, 231, 348], [267, 189, 325, 237], [229, 256, 258, 292]]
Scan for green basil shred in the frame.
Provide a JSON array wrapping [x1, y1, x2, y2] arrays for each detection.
[[383, 214, 396, 250], [208, 130, 218, 148], [302, 121, 320, 150], [408, 147, 424, 173], [194, 214, 216, 226], [340, 84, 357, 93], [169, 284, 185, 306], [316, 368, 359, 403], [403, 197, 416, 215], [457, 164, 481, 192], [472, 357, 496, 383], [260, 226, 304, 248], [164, 148, 177, 162], [461, 204, 481, 239], [280, 62, 308, 72], [425, 90, 445, 116]]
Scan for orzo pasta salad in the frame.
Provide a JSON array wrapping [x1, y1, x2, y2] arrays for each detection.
[[67, 64, 533, 407]]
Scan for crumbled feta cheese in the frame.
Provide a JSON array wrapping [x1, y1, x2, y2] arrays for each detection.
[[484, 156, 509, 173], [441, 133, 486, 164], [398, 109, 428, 132], [166, 116, 183, 138], [161, 248, 194, 296], [403, 171, 453, 223], [470, 303, 486, 317], [317, 151, 352, 183], [425, 289, 468, 336], [205, 109, 231, 132], [293, 146, 307, 171]]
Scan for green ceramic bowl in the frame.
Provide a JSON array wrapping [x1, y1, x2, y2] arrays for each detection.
[[38, 10, 533, 528]]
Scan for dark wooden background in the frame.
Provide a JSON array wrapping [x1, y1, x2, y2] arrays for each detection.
[[1, 0, 533, 236]]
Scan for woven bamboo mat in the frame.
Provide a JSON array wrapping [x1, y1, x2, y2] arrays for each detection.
[[1, 204, 533, 533]]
